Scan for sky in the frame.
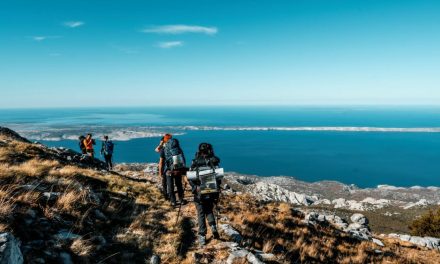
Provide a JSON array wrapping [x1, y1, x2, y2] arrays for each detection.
[[0, 0, 439, 108]]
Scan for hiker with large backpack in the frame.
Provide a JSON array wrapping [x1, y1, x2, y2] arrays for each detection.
[[162, 134, 187, 206], [101, 135, 114, 170], [187, 143, 224, 246]]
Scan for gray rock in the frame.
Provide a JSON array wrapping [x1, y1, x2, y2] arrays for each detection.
[[94, 210, 107, 221], [256, 252, 277, 262], [0, 233, 23, 264], [219, 224, 242, 243], [43, 192, 60, 201], [246, 252, 264, 264], [350, 213, 369, 226], [150, 254, 161, 264], [226, 249, 249, 264], [372, 238, 384, 247], [54, 230, 80, 241]]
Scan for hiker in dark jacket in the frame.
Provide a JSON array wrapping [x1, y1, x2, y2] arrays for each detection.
[[188, 143, 222, 246], [162, 134, 186, 206], [100, 135, 114, 170]]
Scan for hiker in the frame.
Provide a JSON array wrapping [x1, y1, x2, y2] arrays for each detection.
[[188, 143, 223, 246], [83, 134, 96, 158], [162, 134, 186, 206], [155, 137, 168, 199], [78, 135, 87, 154], [101, 135, 114, 170]]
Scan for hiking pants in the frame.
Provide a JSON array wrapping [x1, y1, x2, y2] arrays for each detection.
[[161, 174, 168, 198], [195, 198, 216, 236], [104, 154, 113, 170], [167, 172, 184, 203]]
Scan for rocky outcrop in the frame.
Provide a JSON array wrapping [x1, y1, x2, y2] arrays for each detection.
[[0, 127, 30, 143], [0, 233, 23, 264], [248, 182, 317, 206], [388, 234, 440, 250]]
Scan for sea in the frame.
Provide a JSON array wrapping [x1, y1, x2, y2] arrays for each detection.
[[1, 106, 440, 188]]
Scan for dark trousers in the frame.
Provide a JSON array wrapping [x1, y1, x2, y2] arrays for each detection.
[[160, 174, 168, 198], [167, 172, 184, 203], [195, 198, 216, 236], [104, 154, 113, 170]]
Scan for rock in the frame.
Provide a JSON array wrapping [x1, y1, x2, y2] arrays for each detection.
[[43, 192, 60, 201], [54, 230, 81, 241], [250, 182, 317, 206], [59, 252, 73, 264], [372, 238, 384, 247], [219, 224, 242, 243], [246, 252, 264, 264], [94, 210, 107, 221], [150, 254, 161, 264], [0, 233, 23, 264], [255, 252, 277, 262], [350, 213, 369, 226], [226, 249, 249, 264], [402, 199, 430, 209], [388, 234, 440, 250], [313, 199, 331, 205]]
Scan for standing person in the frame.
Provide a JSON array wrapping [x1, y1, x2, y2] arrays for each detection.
[[78, 135, 87, 154], [101, 135, 114, 170], [188, 143, 222, 246], [83, 134, 96, 158], [162, 134, 186, 206], [155, 137, 168, 199]]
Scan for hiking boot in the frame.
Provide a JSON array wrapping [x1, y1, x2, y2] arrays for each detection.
[[170, 201, 177, 207], [179, 199, 188, 205], [211, 225, 220, 239], [198, 235, 206, 246]]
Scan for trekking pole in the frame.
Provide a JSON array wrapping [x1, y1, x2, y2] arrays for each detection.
[[175, 201, 183, 225]]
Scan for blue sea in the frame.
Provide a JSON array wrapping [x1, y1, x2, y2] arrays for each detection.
[[1, 106, 440, 188]]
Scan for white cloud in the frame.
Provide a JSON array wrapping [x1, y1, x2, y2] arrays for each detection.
[[156, 41, 184, 49], [142, 25, 217, 35], [64, 21, 85, 28], [30, 36, 61, 42]]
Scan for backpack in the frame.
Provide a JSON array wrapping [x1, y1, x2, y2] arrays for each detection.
[[103, 141, 114, 155], [188, 143, 223, 199], [164, 138, 185, 170]]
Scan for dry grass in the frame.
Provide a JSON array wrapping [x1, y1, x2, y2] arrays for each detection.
[[71, 238, 95, 257]]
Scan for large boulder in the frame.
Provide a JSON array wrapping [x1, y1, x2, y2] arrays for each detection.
[[350, 213, 369, 226], [0, 233, 23, 264]]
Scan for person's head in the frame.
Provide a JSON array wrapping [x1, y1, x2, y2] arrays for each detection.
[[86, 133, 92, 139], [103, 135, 109, 141], [79, 135, 85, 140], [163, 133, 172, 143]]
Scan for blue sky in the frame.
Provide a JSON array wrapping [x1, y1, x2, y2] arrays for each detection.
[[1, 0, 439, 108]]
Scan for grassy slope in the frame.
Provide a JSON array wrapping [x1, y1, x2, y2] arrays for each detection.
[[1, 130, 439, 263]]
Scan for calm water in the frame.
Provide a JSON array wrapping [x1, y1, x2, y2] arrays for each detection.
[[1, 106, 440, 188]]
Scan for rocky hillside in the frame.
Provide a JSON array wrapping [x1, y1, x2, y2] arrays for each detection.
[[1, 127, 440, 264]]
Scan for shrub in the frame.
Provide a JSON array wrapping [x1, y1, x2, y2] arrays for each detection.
[[409, 208, 440, 237]]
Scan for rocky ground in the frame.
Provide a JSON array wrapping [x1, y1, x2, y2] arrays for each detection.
[[1, 126, 440, 263]]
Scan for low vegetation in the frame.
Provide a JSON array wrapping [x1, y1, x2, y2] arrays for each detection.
[[409, 208, 440, 237]]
